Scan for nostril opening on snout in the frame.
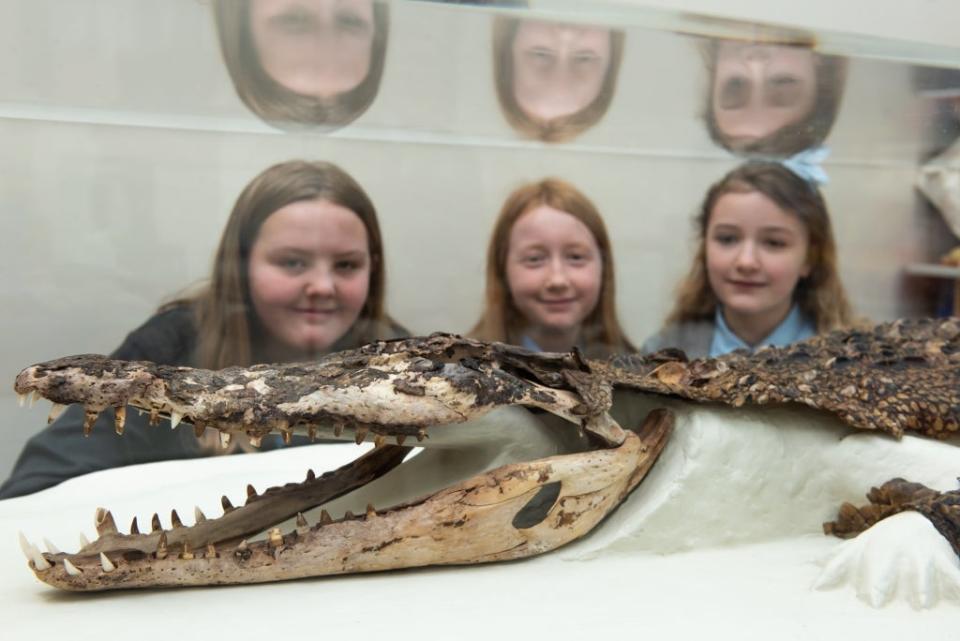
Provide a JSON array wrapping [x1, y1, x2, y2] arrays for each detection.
[[512, 481, 562, 529]]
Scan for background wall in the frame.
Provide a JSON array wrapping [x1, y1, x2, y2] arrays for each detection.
[[1, 0, 957, 479]]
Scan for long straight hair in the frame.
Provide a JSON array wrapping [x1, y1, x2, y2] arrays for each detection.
[[470, 178, 635, 356], [666, 162, 853, 332], [183, 160, 392, 369]]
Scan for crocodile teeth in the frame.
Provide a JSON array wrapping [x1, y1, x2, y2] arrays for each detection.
[[220, 432, 232, 449], [82, 410, 98, 436], [79, 532, 91, 548], [95, 508, 118, 535], [43, 538, 61, 555], [194, 506, 206, 523], [47, 403, 67, 424], [18, 532, 34, 560], [17, 392, 27, 407], [99, 553, 116, 572], [30, 390, 41, 408], [169, 411, 183, 429], [114, 406, 126, 435], [248, 434, 263, 448], [32, 549, 51, 570], [63, 558, 81, 576]]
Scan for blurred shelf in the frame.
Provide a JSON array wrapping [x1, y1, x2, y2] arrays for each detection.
[[904, 263, 960, 279]]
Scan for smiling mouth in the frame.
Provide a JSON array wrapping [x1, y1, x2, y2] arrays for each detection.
[[727, 280, 765, 288]]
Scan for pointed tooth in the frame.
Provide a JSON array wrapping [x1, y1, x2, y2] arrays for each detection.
[[151, 513, 162, 532], [396, 434, 407, 446], [83, 409, 98, 436], [47, 403, 67, 424], [220, 431, 232, 449], [205, 543, 217, 559], [170, 509, 183, 528], [268, 528, 283, 548], [194, 506, 206, 523], [43, 538, 61, 555], [308, 426, 317, 441], [169, 411, 183, 429], [99, 552, 116, 572], [221, 495, 234, 512], [180, 541, 194, 560], [281, 430, 292, 445], [149, 408, 160, 426], [95, 508, 118, 535], [417, 428, 427, 442], [246, 484, 257, 502], [344, 510, 355, 520], [333, 422, 344, 438], [30, 390, 41, 408], [31, 548, 52, 570], [18, 532, 36, 561], [354, 425, 369, 445], [305, 468, 316, 482], [374, 434, 386, 448], [17, 392, 27, 408], [248, 433, 263, 448], [155, 532, 168, 559], [129, 516, 140, 535], [63, 558, 81, 576], [320, 510, 332, 524], [296, 512, 308, 528], [79, 532, 91, 549], [194, 421, 206, 438], [113, 406, 126, 435], [366, 504, 377, 519], [237, 539, 248, 551]]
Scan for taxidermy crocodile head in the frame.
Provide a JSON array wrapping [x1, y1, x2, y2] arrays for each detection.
[[13, 320, 960, 591]]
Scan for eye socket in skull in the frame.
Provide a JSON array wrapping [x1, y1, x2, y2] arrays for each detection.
[[512, 481, 562, 529]]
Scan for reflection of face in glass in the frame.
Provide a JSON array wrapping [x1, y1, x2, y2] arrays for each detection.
[[712, 43, 817, 148], [493, 17, 623, 143], [511, 21, 612, 121], [250, 0, 374, 99], [703, 40, 847, 156], [213, 0, 389, 130]]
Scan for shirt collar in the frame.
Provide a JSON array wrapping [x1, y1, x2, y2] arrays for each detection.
[[709, 305, 815, 358]]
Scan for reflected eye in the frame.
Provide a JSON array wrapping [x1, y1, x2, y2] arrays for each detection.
[[718, 75, 750, 109], [269, 9, 316, 35], [766, 74, 804, 107], [524, 47, 556, 69], [335, 11, 372, 35], [571, 51, 600, 66]]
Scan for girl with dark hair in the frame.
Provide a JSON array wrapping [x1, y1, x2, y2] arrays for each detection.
[[1, 160, 407, 498], [643, 162, 854, 358]]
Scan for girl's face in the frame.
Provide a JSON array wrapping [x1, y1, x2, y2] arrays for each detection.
[[706, 190, 811, 322], [505, 205, 602, 339], [511, 20, 612, 120], [248, 198, 371, 359], [712, 42, 817, 147]]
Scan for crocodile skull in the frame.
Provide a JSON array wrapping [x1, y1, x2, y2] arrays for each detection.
[[12, 320, 960, 591]]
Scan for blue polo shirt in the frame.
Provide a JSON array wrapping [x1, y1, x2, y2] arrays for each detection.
[[709, 305, 815, 357]]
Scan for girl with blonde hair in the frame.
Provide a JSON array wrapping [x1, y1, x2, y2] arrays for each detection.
[[471, 178, 635, 357], [643, 161, 853, 358]]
